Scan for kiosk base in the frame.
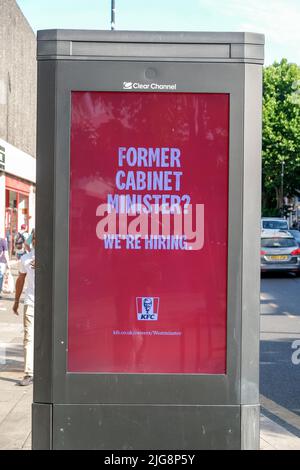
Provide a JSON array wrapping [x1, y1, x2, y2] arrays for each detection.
[[32, 403, 259, 450]]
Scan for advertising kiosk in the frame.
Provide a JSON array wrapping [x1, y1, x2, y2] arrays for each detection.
[[33, 30, 264, 449]]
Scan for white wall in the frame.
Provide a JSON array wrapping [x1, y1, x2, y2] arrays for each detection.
[[0, 138, 36, 183]]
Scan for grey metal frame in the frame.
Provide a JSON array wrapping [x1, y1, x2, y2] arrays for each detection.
[[34, 31, 263, 450]]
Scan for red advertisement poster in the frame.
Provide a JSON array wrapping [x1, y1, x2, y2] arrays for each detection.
[[68, 91, 229, 374]]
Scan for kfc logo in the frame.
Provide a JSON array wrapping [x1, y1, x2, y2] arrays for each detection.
[[136, 297, 159, 320]]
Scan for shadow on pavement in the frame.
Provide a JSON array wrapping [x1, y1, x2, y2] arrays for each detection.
[[261, 272, 299, 279], [0, 376, 21, 384], [260, 273, 300, 317], [0, 344, 23, 372], [260, 338, 300, 430]]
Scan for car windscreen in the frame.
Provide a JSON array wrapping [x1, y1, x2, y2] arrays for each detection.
[[261, 238, 296, 248], [262, 220, 288, 229]]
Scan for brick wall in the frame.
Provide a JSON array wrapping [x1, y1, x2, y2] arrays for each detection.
[[0, 0, 36, 157]]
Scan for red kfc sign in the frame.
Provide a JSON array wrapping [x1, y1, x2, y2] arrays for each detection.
[[68, 91, 229, 374]]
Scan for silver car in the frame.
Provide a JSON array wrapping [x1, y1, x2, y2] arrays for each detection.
[[288, 229, 300, 246], [261, 231, 300, 274]]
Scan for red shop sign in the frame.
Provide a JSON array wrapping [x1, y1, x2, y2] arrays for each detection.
[[6, 175, 31, 195]]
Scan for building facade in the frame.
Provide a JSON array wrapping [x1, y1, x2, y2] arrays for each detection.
[[0, 0, 36, 252], [0, 138, 35, 250]]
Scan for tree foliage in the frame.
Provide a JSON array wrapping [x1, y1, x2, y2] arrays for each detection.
[[262, 59, 300, 215]]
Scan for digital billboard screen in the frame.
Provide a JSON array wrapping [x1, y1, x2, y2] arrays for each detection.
[[68, 91, 229, 374]]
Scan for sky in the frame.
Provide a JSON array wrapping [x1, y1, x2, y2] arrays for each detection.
[[17, 0, 300, 66]]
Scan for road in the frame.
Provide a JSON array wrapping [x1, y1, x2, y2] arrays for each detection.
[[260, 272, 300, 443]]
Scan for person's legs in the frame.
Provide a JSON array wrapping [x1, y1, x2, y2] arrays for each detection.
[[19, 305, 34, 385], [0, 262, 6, 292]]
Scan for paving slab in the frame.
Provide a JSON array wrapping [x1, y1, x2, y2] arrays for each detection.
[[0, 382, 32, 450], [0, 271, 32, 450], [260, 414, 300, 450]]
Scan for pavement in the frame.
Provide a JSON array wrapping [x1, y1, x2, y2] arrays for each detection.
[[0, 264, 299, 450], [0, 261, 32, 450]]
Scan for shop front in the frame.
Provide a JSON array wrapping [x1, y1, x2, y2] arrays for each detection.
[[5, 175, 32, 256], [0, 138, 36, 256]]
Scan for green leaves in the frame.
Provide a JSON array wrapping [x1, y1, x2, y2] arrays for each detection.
[[262, 59, 300, 213]]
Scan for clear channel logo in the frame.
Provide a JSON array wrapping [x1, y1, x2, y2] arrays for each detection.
[[123, 81, 177, 91], [123, 82, 133, 90], [136, 297, 160, 320]]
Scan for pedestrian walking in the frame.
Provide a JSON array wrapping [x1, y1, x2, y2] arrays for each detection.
[[0, 236, 10, 298], [14, 224, 29, 260], [12, 230, 35, 386]]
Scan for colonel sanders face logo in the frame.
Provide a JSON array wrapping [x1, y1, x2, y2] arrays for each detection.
[[136, 297, 159, 321], [143, 297, 153, 314]]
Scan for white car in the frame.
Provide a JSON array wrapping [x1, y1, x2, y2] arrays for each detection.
[[261, 217, 289, 230]]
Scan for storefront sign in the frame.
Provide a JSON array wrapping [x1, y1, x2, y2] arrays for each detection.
[[0, 145, 5, 171]]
